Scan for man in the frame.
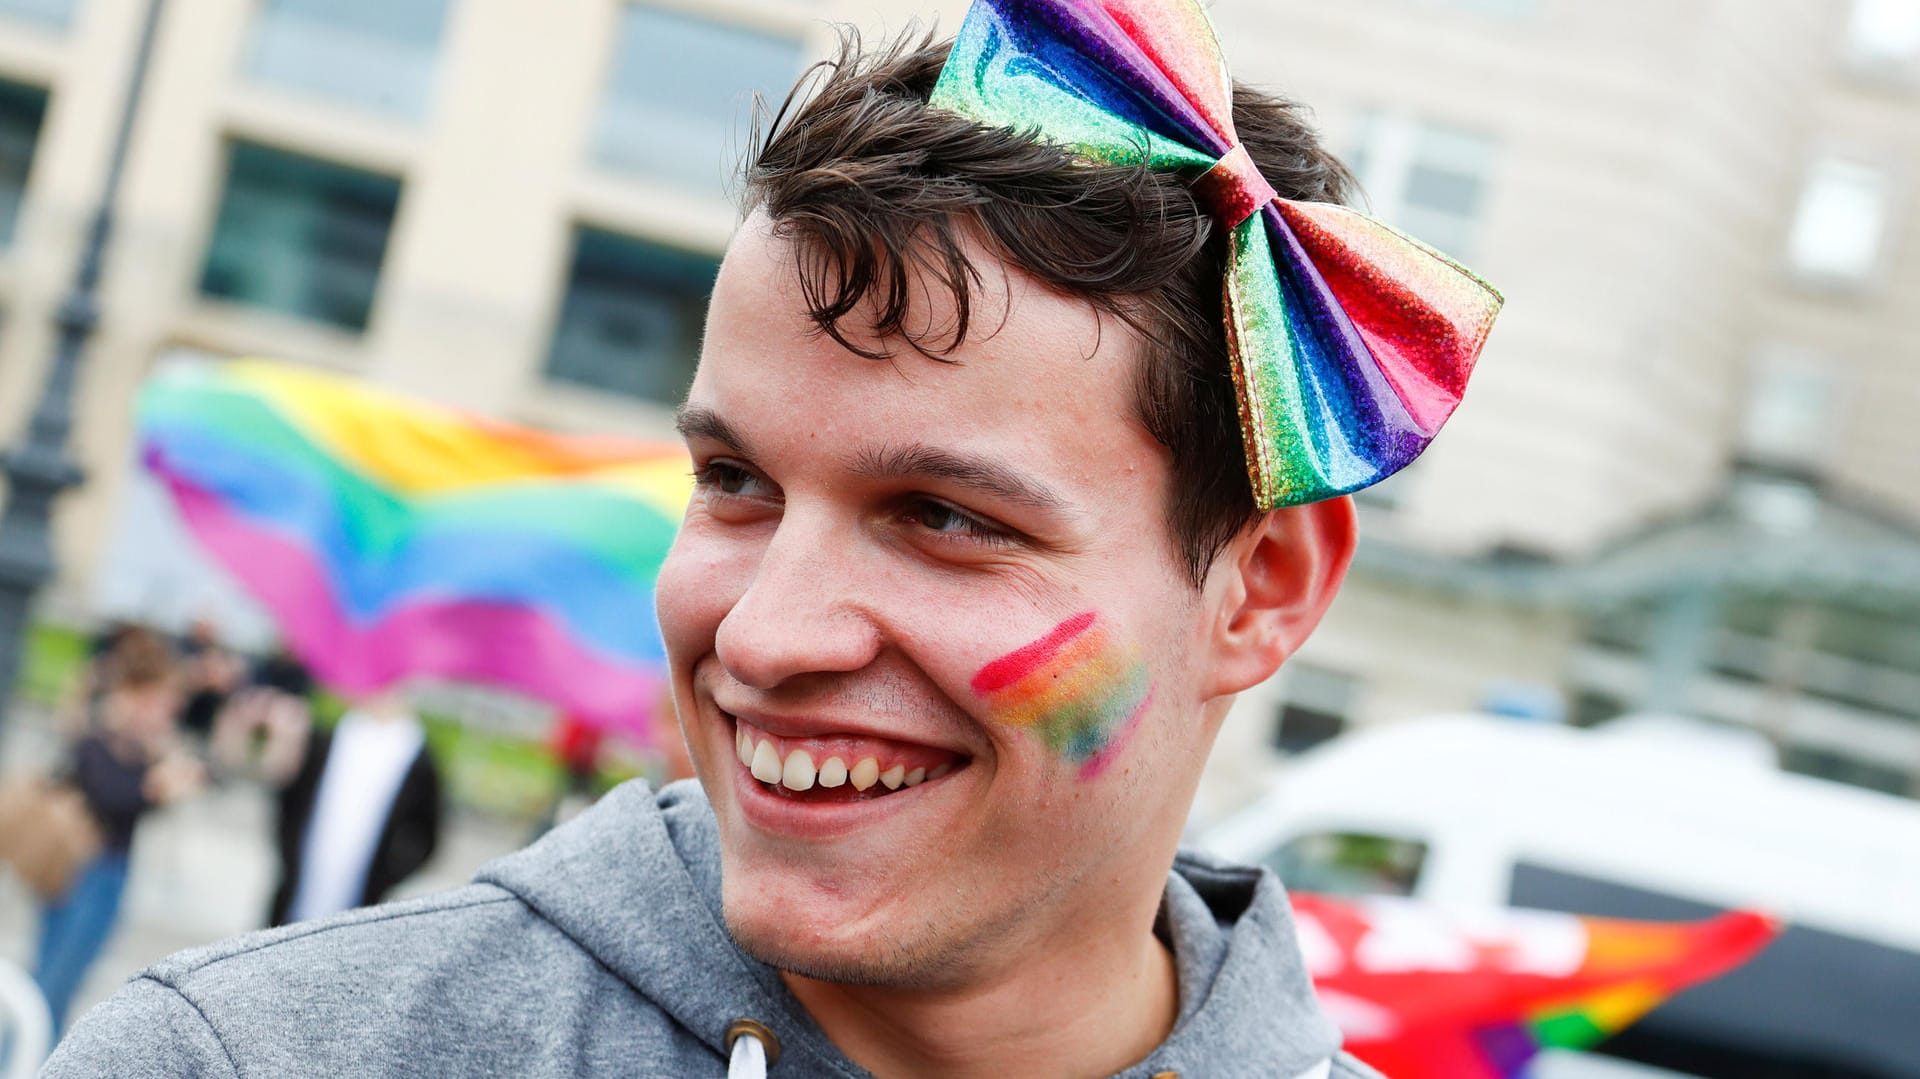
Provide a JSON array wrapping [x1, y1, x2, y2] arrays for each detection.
[[46, 1, 1496, 1075], [265, 690, 442, 927]]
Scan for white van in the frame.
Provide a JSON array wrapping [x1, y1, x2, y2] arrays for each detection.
[[1197, 714, 1920, 1079]]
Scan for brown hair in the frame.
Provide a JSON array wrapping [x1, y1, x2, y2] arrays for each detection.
[[106, 627, 176, 691], [742, 30, 1355, 584]]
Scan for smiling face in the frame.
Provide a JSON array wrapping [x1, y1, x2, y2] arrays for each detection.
[[655, 214, 1238, 989]]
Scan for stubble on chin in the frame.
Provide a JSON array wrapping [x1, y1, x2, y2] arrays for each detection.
[[721, 890, 1000, 994]]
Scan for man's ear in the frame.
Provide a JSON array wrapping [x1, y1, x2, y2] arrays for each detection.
[[1200, 496, 1357, 700]]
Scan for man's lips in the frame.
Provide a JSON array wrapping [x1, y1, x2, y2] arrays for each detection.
[[728, 713, 969, 802]]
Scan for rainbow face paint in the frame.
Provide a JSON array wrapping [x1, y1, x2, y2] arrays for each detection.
[[970, 612, 1151, 779]]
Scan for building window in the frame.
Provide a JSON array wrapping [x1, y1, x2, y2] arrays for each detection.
[[545, 226, 717, 403], [1738, 349, 1840, 471], [0, 0, 74, 29], [199, 141, 402, 332], [1786, 158, 1891, 286], [1846, 0, 1920, 75], [1266, 832, 1428, 897], [1570, 689, 1625, 729], [591, 5, 804, 192], [1349, 111, 1498, 262], [1272, 664, 1358, 755], [1781, 745, 1911, 797], [0, 79, 48, 247], [242, 0, 452, 120]]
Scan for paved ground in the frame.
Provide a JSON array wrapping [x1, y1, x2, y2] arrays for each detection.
[[0, 709, 533, 1041]]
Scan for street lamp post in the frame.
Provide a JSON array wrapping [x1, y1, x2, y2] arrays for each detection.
[[0, 0, 167, 740]]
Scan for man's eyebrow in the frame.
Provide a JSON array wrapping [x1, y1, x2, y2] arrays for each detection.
[[849, 443, 1074, 514], [674, 405, 749, 453]]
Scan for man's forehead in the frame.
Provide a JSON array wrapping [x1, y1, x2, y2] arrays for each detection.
[[715, 209, 1136, 371]]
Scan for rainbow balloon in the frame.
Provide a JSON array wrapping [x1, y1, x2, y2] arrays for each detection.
[[138, 361, 693, 742]]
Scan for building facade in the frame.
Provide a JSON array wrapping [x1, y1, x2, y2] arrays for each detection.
[[1205, 0, 1920, 811]]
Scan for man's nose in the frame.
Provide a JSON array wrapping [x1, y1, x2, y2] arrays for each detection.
[[713, 509, 881, 690]]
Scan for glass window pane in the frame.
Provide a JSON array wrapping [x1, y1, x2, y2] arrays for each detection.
[[1787, 158, 1889, 283], [1816, 608, 1920, 671], [592, 5, 804, 192], [1404, 123, 1495, 259], [0, 78, 48, 247], [0, 0, 74, 29], [544, 227, 717, 404], [243, 0, 451, 120], [1273, 663, 1358, 755], [1405, 163, 1484, 218], [1848, 0, 1920, 68], [198, 141, 402, 332], [1266, 832, 1428, 897], [1739, 350, 1838, 466]]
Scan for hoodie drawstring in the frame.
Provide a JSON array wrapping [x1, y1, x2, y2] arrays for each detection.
[[726, 1019, 781, 1078]]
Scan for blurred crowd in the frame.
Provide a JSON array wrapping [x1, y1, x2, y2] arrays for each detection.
[[0, 622, 446, 1034]]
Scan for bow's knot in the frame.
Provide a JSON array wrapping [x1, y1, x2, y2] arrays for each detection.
[[1193, 144, 1277, 228]]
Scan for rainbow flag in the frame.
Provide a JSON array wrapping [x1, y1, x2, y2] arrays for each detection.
[[1290, 893, 1780, 1078], [138, 360, 693, 743]]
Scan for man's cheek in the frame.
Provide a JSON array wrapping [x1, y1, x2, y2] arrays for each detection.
[[655, 525, 749, 649], [970, 611, 1152, 780]]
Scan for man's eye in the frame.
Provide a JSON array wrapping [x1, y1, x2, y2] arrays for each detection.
[[694, 461, 766, 498], [905, 498, 1008, 544]]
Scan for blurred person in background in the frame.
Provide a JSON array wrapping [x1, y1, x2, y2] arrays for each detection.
[[48, 620, 135, 740], [533, 711, 606, 837], [537, 689, 695, 837], [170, 619, 245, 741], [248, 645, 312, 704], [217, 682, 442, 927], [33, 627, 203, 1033]]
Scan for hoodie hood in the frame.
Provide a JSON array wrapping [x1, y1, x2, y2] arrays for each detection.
[[479, 779, 1347, 1078]]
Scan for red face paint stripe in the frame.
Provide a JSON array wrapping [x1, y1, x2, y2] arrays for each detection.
[[969, 610, 1097, 693]]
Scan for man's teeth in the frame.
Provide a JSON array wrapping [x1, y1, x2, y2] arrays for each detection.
[[749, 739, 782, 784], [818, 757, 848, 788], [735, 727, 950, 794], [782, 750, 816, 791]]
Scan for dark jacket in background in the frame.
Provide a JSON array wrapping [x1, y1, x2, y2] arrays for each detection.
[[268, 727, 442, 927], [69, 734, 151, 853]]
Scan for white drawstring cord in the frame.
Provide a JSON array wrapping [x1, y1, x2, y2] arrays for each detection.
[[725, 1019, 779, 1078], [727, 1031, 767, 1079]]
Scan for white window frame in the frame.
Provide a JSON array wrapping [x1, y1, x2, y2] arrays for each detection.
[[1348, 109, 1498, 263], [1784, 156, 1895, 290], [1843, 0, 1920, 79]]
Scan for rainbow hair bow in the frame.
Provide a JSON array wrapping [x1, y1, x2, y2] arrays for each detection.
[[930, 0, 1504, 509]]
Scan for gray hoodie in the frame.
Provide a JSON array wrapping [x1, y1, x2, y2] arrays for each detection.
[[44, 780, 1380, 1078]]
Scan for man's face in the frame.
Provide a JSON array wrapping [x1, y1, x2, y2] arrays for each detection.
[[656, 214, 1221, 988]]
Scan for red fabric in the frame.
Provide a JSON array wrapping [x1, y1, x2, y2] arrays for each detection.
[[1292, 893, 1780, 1079], [550, 713, 605, 776]]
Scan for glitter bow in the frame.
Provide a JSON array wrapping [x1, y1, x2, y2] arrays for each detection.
[[930, 0, 1505, 509]]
